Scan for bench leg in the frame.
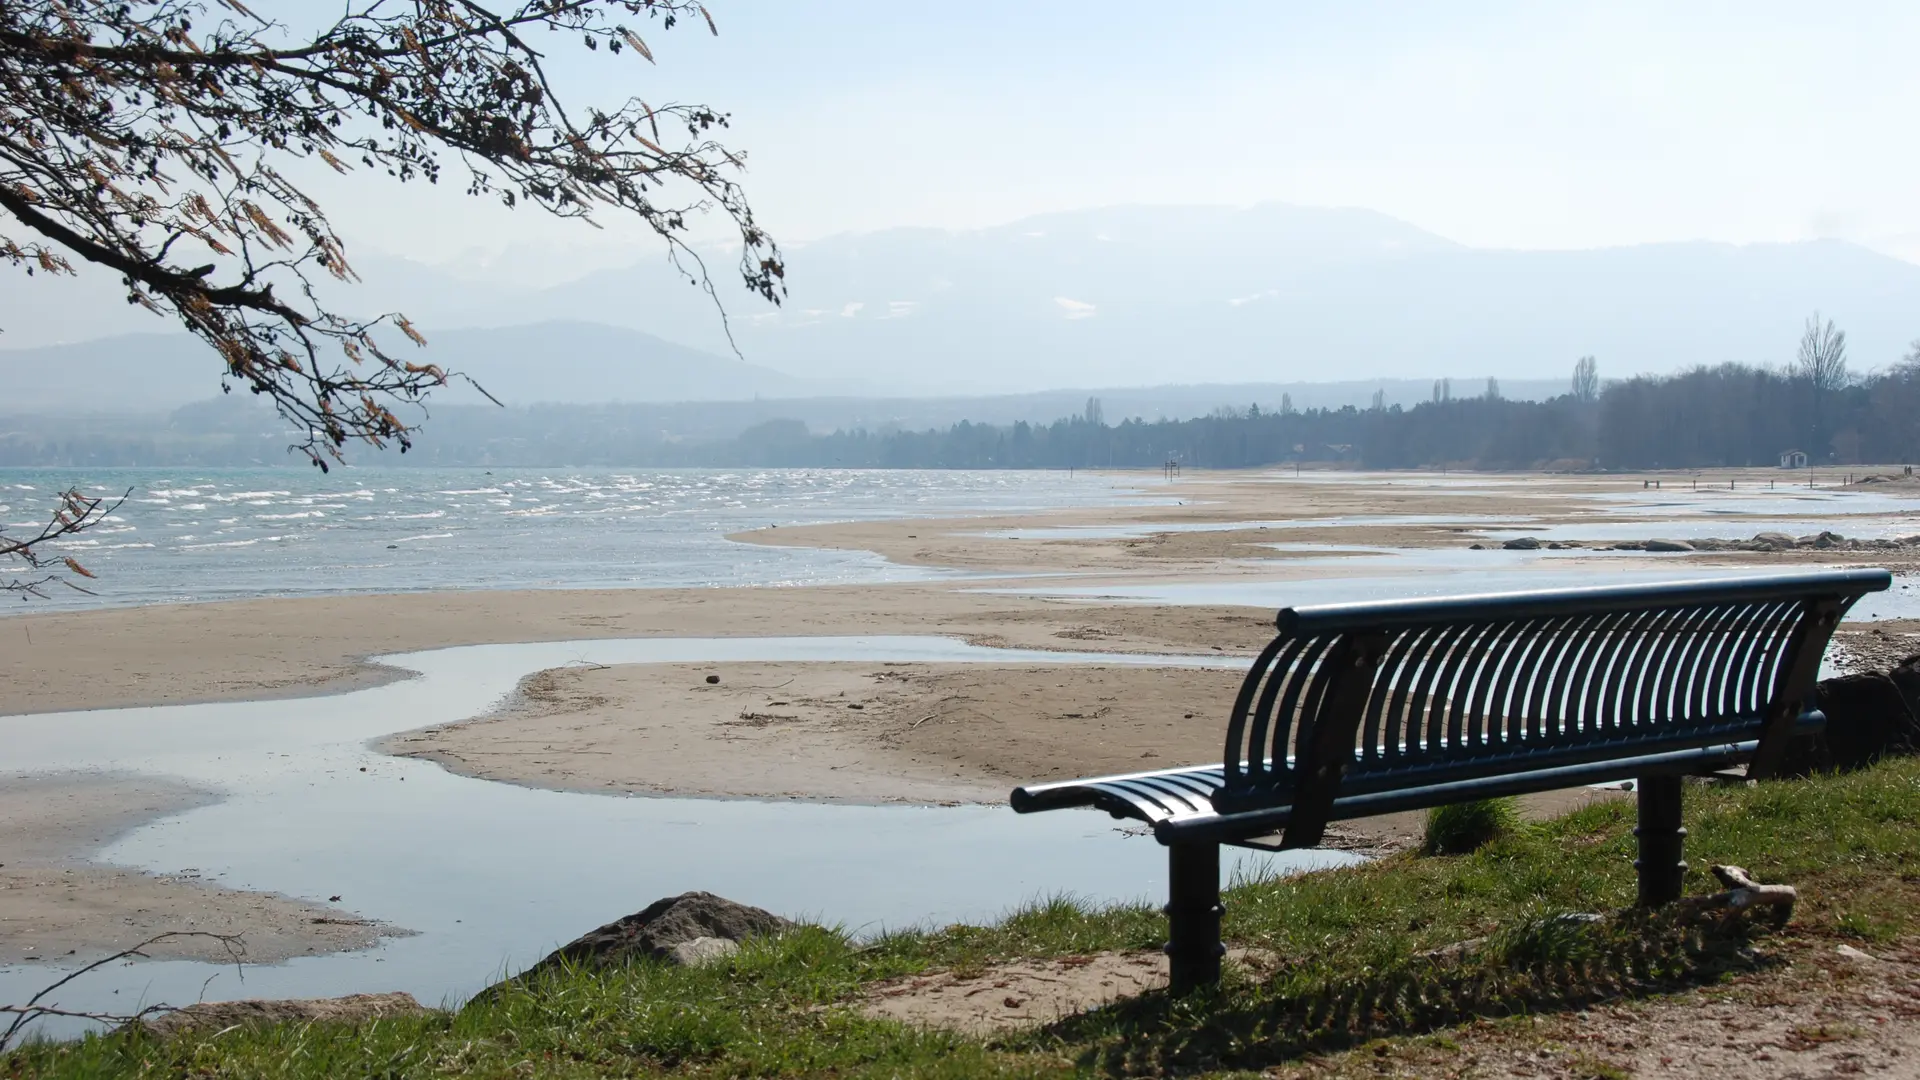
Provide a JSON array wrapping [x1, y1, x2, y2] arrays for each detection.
[[1632, 774, 1687, 906], [1165, 841, 1223, 994]]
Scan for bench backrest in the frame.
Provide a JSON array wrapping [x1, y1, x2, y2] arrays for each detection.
[[1216, 569, 1890, 842]]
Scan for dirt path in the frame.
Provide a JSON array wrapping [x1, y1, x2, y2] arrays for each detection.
[[860, 939, 1920, 1078], [1274, 939, 1920, 1079]]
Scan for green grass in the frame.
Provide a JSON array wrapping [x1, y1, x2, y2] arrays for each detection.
[[1422, 796, 1519, 854], [11, 758, 1920, 1078]]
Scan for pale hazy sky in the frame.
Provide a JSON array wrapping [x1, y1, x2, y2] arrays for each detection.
[[311, 1, 1920, 275]]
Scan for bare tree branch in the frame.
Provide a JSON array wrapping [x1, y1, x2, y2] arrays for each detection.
[[0, 0, 783, 471], [0, 487, 128, 598], [0, 931, 247, 1051]]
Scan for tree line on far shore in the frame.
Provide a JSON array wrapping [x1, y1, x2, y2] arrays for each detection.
[[8, 356, 1919, 471], [10, 315, 1920, 473], [695, 316, 1917, 471], [698, 361, 1916, 472]]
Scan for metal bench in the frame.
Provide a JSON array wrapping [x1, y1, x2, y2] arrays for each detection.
[[1012, 569, 1892, 992]]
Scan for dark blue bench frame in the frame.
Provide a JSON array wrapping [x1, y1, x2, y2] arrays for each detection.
[[1012, 569, 1892, 992]]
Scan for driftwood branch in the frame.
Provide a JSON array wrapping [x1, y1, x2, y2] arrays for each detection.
[[1677, 864, 1797, 925], [0, 931, 246, 1051]]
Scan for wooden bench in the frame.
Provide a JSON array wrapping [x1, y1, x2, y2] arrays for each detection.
[[1011, 569, 1892, 992]]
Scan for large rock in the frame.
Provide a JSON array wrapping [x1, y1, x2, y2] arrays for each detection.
[[1502, 536, 1541, 550], [1643, 538, 1695, 552], [1752, 531, 1797, 550], [1781, 673, 1920, 776], [481, 892, 791, 997], [136, 993, 430, 1038]]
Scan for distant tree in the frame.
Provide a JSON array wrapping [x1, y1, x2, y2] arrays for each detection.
[[1083, 396, 1105, 426], [1485, 376, 1501, 401], [1796, 313, 1850, 393], [1432, 379, 1443, 404], [1280, 392, 1294, 415], [1440, 377, 1452, 402], [1796, 312, 1849, 452], [1571, 355, 1599, 402], [1371, 388, 1386, 411], [0, 0, 777, 593]]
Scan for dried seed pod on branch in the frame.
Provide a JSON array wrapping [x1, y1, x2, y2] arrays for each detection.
[[0, 486, 126, 597]]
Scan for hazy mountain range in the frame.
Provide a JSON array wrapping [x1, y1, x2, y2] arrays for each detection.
[[5, 202, 1920, 407], [0, 323, 815, 413]]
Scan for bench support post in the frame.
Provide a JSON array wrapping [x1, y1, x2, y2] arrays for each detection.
[[1164, 841, 1222, 994], [1632, 774, 1687, 906]]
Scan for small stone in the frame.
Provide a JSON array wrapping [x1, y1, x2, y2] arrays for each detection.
[[1837, 944, 1882, 963], [705, 675, 720, 684]]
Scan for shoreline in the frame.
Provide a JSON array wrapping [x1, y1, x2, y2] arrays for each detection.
[[0, 772, 386, 966], [4, 467, 1917, 968]]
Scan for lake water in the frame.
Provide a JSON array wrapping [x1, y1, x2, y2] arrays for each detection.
[[0, 467, 1165, 610]]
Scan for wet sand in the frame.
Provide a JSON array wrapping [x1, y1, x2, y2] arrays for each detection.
[[0, 773, 383, 965]]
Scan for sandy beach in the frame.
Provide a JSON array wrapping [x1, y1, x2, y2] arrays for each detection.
[[386, 662, 1254, 804], [0, 773, 383, 966], [5, 466, 1918, 964]]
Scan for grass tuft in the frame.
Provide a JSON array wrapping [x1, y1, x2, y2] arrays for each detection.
[[1422, 796, 1520, 855]]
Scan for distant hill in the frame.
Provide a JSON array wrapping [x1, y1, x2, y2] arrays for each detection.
[[9, 203, 1920, 398], [0, 321, 822, 413], [476, 206, 1920, 393], [415, 321, 823, 404]]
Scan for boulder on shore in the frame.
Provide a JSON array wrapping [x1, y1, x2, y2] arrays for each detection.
[[1781, 672, 1920, 776], [1502, 537, 1541, 550], [478, 892, 792, 999], [1643, 538, 1695, 552]]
